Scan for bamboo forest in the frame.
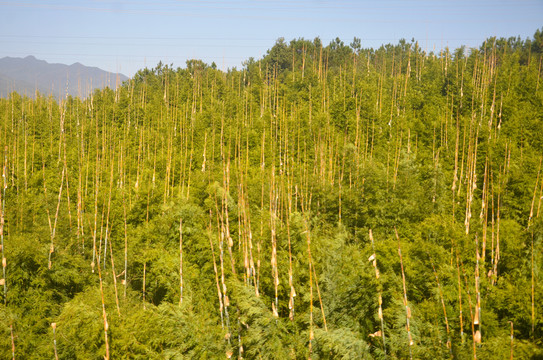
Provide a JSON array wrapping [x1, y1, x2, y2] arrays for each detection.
[[1, 31, 543, 359]]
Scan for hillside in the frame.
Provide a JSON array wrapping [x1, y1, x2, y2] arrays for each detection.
[[0, 32, 542, 359], [0, 55, 128, 98]]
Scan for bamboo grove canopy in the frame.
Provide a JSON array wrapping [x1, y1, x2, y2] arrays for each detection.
[[0, 30, 543, 358]]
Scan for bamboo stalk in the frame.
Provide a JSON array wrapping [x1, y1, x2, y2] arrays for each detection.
[[270, 166, 279, 318], [51, 322, 59, 360], [509, 321, 514, 360], [395, 228, 413, 359], [48, 165, 65, 270], [451, 237, 465, 343], [287, 181, 295, 320], [531, 231, 535, 338], [369, 229, 387, 355], [242, 174, 257, 295], [311, 263, 328, 332], [537, 164, 543, 218], [142, 261, 146, 310], [239, 183, 248, 286], [122, 191, 128, 298], [91, 154, 100, 273], [215, 196, 231, 337], [10, 323, 15, 360], [459, 254, 477, 359], [429, 253, 452, 355], [257, 129, 266, 296], [529, 158, 541, 223], [93, 244, 110, 359], [108, 234, 121, 316], [301, 199, 314, 359], [76, 130, 85, 251], [474, 235, 481, 329], [480, 158, 489, 263], [179, 218, 183, 306], [62, 140, 73, 230], [1, 150, 7, 304], [452, 110, 460, 216], [209, 210, 224, 328], [222, 157, 235, 276], [103, 158, 114, 270]]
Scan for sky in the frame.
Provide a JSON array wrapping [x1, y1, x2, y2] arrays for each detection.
[[1, 0, 542, 77]]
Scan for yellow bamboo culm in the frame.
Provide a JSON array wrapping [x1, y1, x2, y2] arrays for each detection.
[[47, 165, 65, 270], [0, 165, 6, 305], [312, 263, 328, 331], [10, 323, 15, 360], [532, 232, 535, 338], [509, 321, 514, 360], [395, 228, 413, 359], [286, 184, 296, 321], [51, 322, 59, 360], [92, 237, 110, 359], [429, 253, 453, 355], [369, 229, 387, 355], [179, 218, 184, 306], [208, 211, 224, 328], [301, 199, 315, 360], [474, 330, 482, 344], [108, 235, 121, 316]]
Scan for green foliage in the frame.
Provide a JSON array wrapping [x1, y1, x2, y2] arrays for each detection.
[[0, 30, 542, 357]]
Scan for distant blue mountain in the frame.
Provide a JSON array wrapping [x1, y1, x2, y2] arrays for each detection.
[[0, 55, 129, 98]]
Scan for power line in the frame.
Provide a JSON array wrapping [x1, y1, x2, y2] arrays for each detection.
[[0, 34, 496, 42]]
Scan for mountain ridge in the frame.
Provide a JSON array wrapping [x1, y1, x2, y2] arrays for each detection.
[[0, 55, 129, 98]]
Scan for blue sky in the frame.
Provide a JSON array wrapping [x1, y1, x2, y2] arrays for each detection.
[[1, 0, 542, 77]]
